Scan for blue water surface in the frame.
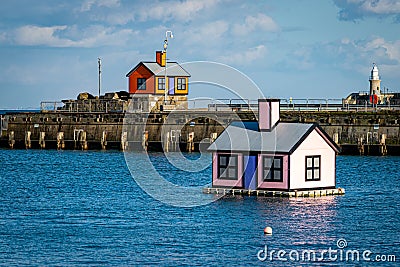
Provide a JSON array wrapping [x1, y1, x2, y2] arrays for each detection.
[[0, 150, 399, 266]]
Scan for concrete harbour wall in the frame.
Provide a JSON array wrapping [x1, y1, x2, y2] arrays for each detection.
[[1, 110, 400, 155]]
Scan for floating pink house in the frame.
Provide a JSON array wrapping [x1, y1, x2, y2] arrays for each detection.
[[208, 99, 340, 192]]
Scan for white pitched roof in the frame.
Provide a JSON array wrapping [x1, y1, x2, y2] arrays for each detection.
[[126, 62, 190, 77], [208, 121, 339, 154]]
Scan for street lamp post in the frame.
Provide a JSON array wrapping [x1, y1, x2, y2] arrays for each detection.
[[164, 31, 173, 105], [98, 58, 101, 97]]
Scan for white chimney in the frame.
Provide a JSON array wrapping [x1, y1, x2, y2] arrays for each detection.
[[258, 99, 280, 131]]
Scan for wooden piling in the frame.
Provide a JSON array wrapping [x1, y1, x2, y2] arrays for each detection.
[[187, 132, 194, 152], [164, 131, 170, 152], [25, 131, 31, 149], [80, 131, 88, 150], [121, 131, 128, 151], [57, 132, 65, 150], [101, 131, 107, 150], [170, 130, 180, 151], [39, 132, 46, 149], [8, 131, 15, 149], [142, 131, 148, 151], [380, 134, 387, 156]]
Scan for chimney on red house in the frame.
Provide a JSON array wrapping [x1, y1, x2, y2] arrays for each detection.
[[156, 51, 166, 67], [258, 99, 280, 131]]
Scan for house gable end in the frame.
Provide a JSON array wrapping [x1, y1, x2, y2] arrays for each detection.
[[126, 62, 154, 77], [315, 126, 341, 153], [288, 124, 316, 154], [127, 63, 155, 94], [289, 129, 336, 190], [287, 123, 340, 154]]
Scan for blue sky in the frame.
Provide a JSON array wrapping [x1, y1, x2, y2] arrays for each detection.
[[0, 0, 400, 108]]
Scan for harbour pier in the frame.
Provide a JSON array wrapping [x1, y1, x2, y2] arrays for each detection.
[[1, 98, 400, 155]]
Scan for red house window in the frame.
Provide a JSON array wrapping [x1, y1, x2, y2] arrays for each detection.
[[137, 78, 146, 90]]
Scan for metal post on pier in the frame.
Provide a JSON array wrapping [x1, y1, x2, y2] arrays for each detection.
[[164, 31, 173, 105], [98, 58, 101, 98], [0, 115, 4, 132]]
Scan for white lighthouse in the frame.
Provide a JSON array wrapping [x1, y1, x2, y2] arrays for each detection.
[[369, 63, 381, 96]]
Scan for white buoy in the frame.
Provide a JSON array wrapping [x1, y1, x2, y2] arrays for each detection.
[[264, 226, 272, 235]]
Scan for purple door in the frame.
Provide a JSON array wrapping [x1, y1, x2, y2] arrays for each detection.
[[244, 155, 257, 190], [168, 77, 175, 95]]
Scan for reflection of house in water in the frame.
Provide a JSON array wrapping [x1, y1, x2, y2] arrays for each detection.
[[288, 197, 338, 243], [254, 196, 338, 240], [344, 63, 398, 105]]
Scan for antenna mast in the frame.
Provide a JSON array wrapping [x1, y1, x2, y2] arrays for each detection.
[[98, 58, 101, 97]]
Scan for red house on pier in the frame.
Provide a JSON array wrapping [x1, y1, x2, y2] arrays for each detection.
[[126, 51, 190, 96]]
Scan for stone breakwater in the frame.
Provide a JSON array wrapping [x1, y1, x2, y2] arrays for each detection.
[[1, 110, 400, 155]]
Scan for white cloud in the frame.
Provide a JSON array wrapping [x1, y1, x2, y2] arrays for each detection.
[[138, 0, 221, 22], [14, 25, 71, 47], [217, 45, 267, 65], [101, 11, 135, 25], [362, 37, 400, 62], [330, 36, 400, 65], [300, 37, 400, 78], [184, 20, 229, 45], [232, 13, 279, 36], [80, 0, 121, 12], [272, 36, 400, 78], [334, 0, 400, 20], [76, 0, 221, 25], [13, 25, 137, 48], [75, 25, 136, 47], [361, 0, 400, 14], [0, 32, 7, 43]]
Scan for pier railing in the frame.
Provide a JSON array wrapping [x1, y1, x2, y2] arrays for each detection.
[[41, 98, 400, 113], [41, 100, 128, 113], [204, 98, 400, 112]]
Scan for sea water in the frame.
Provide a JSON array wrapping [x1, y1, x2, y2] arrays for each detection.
[[0, 149, 399, 266]]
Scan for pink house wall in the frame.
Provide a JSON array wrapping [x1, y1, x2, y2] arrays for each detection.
[[258, 100, 280, 131], [212, 152, 243, 188], [257, 154, 288, 190]]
